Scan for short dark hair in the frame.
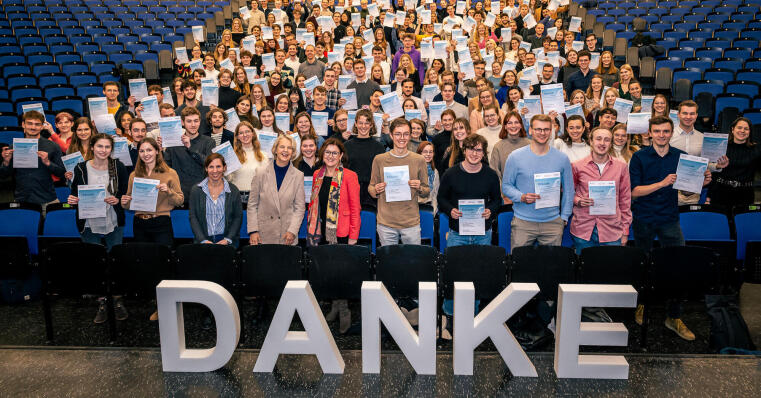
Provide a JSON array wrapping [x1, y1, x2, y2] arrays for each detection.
[[129, 118, 147, 130], [206, 107, 227, 125], [577, 50, 591, 60], [462, 133, 488, 154], [22, 110, 45, 123], [204, 153, 226, 170], [649, 115, 674, 131], [390, 117, 411, 135], [181, 80, 197, 91], [598, 107, 618, 118]]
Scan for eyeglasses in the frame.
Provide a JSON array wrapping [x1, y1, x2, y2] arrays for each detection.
[[323, 150, 341, 157], [393, 133, 411, 138], [465, 147, 484, 153], [336, 118, 348, 123], [532, 128, 552, 133]]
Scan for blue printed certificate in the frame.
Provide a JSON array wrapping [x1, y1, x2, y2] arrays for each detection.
[[62, 152, 84, 174], [201, 83, 218, 107], [588, 181, 617, 216], [540, 83, 565, 115], [534, 172, 561, 209], [379, 92, 403, 119], [212, 141, 242, 175], [258, 132, 277, 159], [311, 112, 329, 136], [275, 113, 291, 133], [674, 154, 709, 194], [158, 116, 184, 148], [700, 133, 729, 163], [459, 199, 486, 236], [77, 184, 107, 219], [12, 138, 38, 168], [383, 165, 411, 202], [340, 89, 358, 110], [130, 177, 160, 212], [112, 136, 132, 167], [128, 78, 148, 100]]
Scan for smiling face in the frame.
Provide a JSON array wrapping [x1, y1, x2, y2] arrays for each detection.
[[236, 124, 253, 145], [732, 120, 751, 143], [92, 138, 112, 160], [591, 129, 612, 157], [206, 158, 226, 181], [76, 122, 92, 141], [678, 105, 697, 129], [649, 122, 673, 148], [653, 96, 667, 114], [566, 119, 585, 142], [275, 138, 294, 164], [301, 138, 316, 158], [322, 144, 342, 168], [138, 141, 157, 165], [530, 119, 552, 145], [391, 123, 411, 149], [420, 143, 434, 163], [613, 128, 628, 147], [453, 121, 468, 142], [296, 116, 311, 135]]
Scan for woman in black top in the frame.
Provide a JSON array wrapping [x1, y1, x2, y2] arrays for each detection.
[[344, 109, 385, 210], [709, 117, 761, 206], [293, 136, 319, 177]]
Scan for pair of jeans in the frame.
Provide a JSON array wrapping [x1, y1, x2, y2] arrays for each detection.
[[81, 226, 123, 252], [446, 229, 493, 247], [633, 219, 685, 318], [133, 215, 174, 247], [572, 225, 621, 255], [377, 224, 421, 246]]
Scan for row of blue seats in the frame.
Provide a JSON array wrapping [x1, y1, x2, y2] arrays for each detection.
[[1, 201, 759, 261], [6, 0, 228, 7], [1, 33, 181, 50]]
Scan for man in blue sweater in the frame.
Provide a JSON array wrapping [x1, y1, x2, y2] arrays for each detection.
[[501, 114, 574, 250]]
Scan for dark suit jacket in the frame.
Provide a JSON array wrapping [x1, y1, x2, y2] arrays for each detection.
[[188, 182, 243, 247]]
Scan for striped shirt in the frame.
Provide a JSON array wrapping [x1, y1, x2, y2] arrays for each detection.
[[199, 178, 231, 238]]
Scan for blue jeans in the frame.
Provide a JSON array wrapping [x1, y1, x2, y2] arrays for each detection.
[[81, 226, 123, 252], [442, 230, 491, 315], [446, 229, 493, 247], [572, 226, 621, 255], [633, 219, 685, 318]]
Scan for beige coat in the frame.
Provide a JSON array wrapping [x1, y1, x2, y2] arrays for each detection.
[[246, 161, 305, 245]]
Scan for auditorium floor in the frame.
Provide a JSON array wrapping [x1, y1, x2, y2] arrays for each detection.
[[0, 347, 759, 397]]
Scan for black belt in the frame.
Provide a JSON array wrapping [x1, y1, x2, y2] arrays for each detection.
[[715, 177, 754, 188]]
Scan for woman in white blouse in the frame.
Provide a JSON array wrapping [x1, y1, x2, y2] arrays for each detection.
[[553, 114, 590, 164], [227, 121, 268, 203]]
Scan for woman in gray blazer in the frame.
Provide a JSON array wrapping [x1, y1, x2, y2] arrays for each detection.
[[189, 153, 243, 247], [247, 134, 305, 245]]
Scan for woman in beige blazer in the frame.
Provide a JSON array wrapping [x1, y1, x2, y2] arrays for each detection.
[[247, 134, 305, 245]]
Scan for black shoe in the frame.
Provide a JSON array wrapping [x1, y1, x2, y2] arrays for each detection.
[[94, 299, 107, 324], [114, 298, 128, 321]]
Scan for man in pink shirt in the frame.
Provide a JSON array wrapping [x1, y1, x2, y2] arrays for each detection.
[[570, 127, 632, 254]]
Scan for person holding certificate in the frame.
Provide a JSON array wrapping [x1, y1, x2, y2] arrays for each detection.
[[437, 134, 502, 246], [121, 137, 184, 247], [369, 118, 430, 246], [293, 136, 319, 177], [0, 111, 65, 212], [189, 153, 243, 247], [226, 121, 268, 202], [570, 127, 631, 254], [46, 111, 75, 153], [502, 114, 574, 250], [709, 117, 761, 207], [247, 134, 305, 246], [164, 107, 215, 203], [174, 80, 212, 136], [553, 115, 590, 164], [630, 116, 711, 341], [206, 108, 235, 147], [344, 109, 386, 210], [293, 112, 325, 149], [439, 118, 475, 175], [64, 118, 95, 180], [346, 59, 381, 108]]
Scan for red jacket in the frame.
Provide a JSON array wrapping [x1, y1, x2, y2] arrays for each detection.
[[309, 168, 362, 240]]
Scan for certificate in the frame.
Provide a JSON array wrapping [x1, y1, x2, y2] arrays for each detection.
[[296, 28, 306, 43], [460, 60, 476, 80], [501, 59, 517, 75], [62, 152, 84, 174], [241, 36, 256, 53], [77, 184, 107, 219], [351, 12, 361, 27], [434, 40, 448, 59], [262, 53, 276, 71], [192, 26, 204, 42], [572, 40, 584, 51], [253, 78, 269, 96], [289, 132, 301, 156], [588, 181, 616, 216], [303, 33, 315, 47], [261, 26, 273, 40], [640, 95, 655, 113], [484, 54, 495, 71], [540, 83, 565, 115], [338, 74, 353, 90], [128, 78, 149, 100], [701, 133, 729, 163], [458, 199, 486, 236], [12, 138, 38, 168], [569, 16, 582, 32], [244, 67, 257, 84], [421, 85, 440, 103], [420, 40, 433, 59], [275, 112, 291, 132], [304, 76, 320, 92], [212, 141, 242, 176], [523, 14, 537, 29], [613, 98, 633, 123], [384, 12, 396, 28], [519, 41, 532, 52], [456, 1, 466, 14], [590, 52, 600, 69], [373, 113, 384, 137], [626, 112, 650, 135], [219, 58, 234, 72], [428, 101, 446, 125], [175, 47, 189, 64], [189, 59, 203, 71], [140, 95, 160, 123], [162, 87, 174, 106], [383, 165, 411, 202], [564, 104, 584, 117], [93, 114, 117, 136], [88, 97, 108, 117], [304, 177, 313, 203], [158, 116, 184, 148], [258, 132, 277, 158], [368, 4, 379, 17], [599, 85, 611, 107], [522, 66, 539, 85], [327, 51, 342, 64], [380, 84, 391, 95], [674, 154, 709, 194], [521, 96, 542, 118], [546, 27, 558, 40], [311, 112, 329, 136], [379, 92, 403, 119], [202, 83, 219, 107], [546, 51, 560, 67], [457, 47, 471, 62], [224, 108, 241, 131], [21, 103, 44, 118], [534, 172, 561, 209], [239, 6, 251, 19], [346, 111, 357, 131], [501, 28, 512, 43], [130, 177, 160, 212], [395, 10, 406, 25], [112, 136, 132, 167], [669, 109, 679, 126], [484, 12, 496, 28], [340, 89, 358, 110], [421, 10, 432, 24], [405, 109, 422, 121]]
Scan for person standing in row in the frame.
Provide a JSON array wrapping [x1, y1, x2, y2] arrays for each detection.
[[189, 153, 243, 247]]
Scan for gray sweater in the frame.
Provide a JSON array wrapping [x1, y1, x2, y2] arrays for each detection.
[[298, 59, 326, 81], [164, 133, 214, 203], [347, 79, 381, 108]]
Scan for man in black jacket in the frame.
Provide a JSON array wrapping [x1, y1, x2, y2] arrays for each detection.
[[174, 80, 211, 136], [164, 107, 214, 203]]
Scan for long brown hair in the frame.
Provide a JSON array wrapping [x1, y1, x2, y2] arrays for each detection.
[[68, 117, 95, 157], [499, 111, 527, 139], [611, 124, 637, 162], [233, 121, 264, 163], [88, 133, 118, 195], [134, 137, 169, 177], [447, 118, 472, 168], [730, 117, 755, 147]]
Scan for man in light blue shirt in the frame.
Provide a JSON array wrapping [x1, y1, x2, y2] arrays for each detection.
[[502, 114, 574, 250]]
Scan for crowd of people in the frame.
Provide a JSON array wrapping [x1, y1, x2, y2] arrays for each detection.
[[1, 0, 760, 338]]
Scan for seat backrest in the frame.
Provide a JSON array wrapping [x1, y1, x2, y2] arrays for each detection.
[[419, 209, 434, 246], [651, 246, 720, 297], [438, 213, 449, 253], [240, 244, 303, 298], [442, 245, 507, 300], [679, 211, 731, 241], [109, 242, 173, 295], [376, 244, 438, 298], [41, 204, 79, 238], [358, 210, 377, 253], [497, 211, 514, 254], [170, 209, 193, 239], [579, 246, 647, 289], [42, 242, 108, 295], [0, 207, 41, 255], [510, 245, 576, 301], [735, 211, 761, 260], [307, 244, 371, 300], [174, 243, 237, 289]]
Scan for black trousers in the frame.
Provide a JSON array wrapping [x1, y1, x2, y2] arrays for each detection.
[[133, 215, 174, 247]]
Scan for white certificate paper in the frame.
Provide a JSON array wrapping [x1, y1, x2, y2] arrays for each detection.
[[175, 47, 189, 64], [640, 95, 655, 113], [258, 132, 277, 158], [62, 152, 84, 174], [588, 181, 616, 216], [304, 177, 313, 203], [130, 177, 160, 212], [383, 165, 411, 202], [202, 83, 219, 107], [88, 97, 108, 117], [311, 112, 329, 136], [534, 172, 561, 209], [626, 112, 650, 135], [460, 60, 475, 80], [405, 109, 422, 121], [192, 25, 204, 42], [128, 78, 149, 100], [93, 113, 117, 135], [12, 138, 38, 168], [540, 83, 565, 115], [421, 84, 440, 103], [112, 136, 132, 167], [379, 92, 403, 118], [140, 95, 160, 123], [77, 184, 107, 219], [613, 98, 633, 123], [458, 199, 486, 236], [674, 154, 709, 194], [224, 108, 241, 132], [275, 112, 291, 133], [158, 116, 184, 148], [340, 89, 358, 110], [212, 141, 242, 176], [701, 133, 729, 163], [428, 101, 446, 125]]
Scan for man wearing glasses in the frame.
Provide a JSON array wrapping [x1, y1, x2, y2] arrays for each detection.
[[501, 114, 575, 250], [584, 33, 601, 52], [369, 118, 430, 246]]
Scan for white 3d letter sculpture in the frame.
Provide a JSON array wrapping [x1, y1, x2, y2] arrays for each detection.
[[453, 282, 540, 376], [554, 284, 637, 379], [157, 280, 240, 372], [253, 280, 344, 374], [361, 281, 437, 374]]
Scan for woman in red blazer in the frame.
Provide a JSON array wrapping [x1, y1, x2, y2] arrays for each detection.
[[305, 137, 362, 334]]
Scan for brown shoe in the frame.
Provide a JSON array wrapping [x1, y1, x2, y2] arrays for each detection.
[[149, 311, 158, 321], [665, 317, 695, 341], [634, 304, 644, 325]]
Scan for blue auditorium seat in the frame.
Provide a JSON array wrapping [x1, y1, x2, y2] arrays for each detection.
[[497, 211, 514, 254], [420, 209, 434, 248], [171, 209, 194, 239], [50, 96, 84, 115], [43, 84, 76, 98], [41, 206, 80, 239], [735, 211, 761, 260], [736, 69, 761, 84], [726, 81, 760, 98], [0, 206, 41, 255], [714, 93, 751, 124]]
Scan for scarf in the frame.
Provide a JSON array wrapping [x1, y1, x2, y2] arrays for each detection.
[[306, 165, 344, 246]]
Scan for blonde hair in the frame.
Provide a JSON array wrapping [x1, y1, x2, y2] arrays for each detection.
[[399, 53, 416, 75], [601, 87, 619, 110], [271, 134, 297, 159]]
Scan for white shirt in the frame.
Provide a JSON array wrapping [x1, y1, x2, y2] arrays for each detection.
[[670, 124, 703, 156], [553, 138, 591, 164]]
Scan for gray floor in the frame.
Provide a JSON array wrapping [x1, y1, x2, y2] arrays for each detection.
[[0, 347, 760, 397]]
